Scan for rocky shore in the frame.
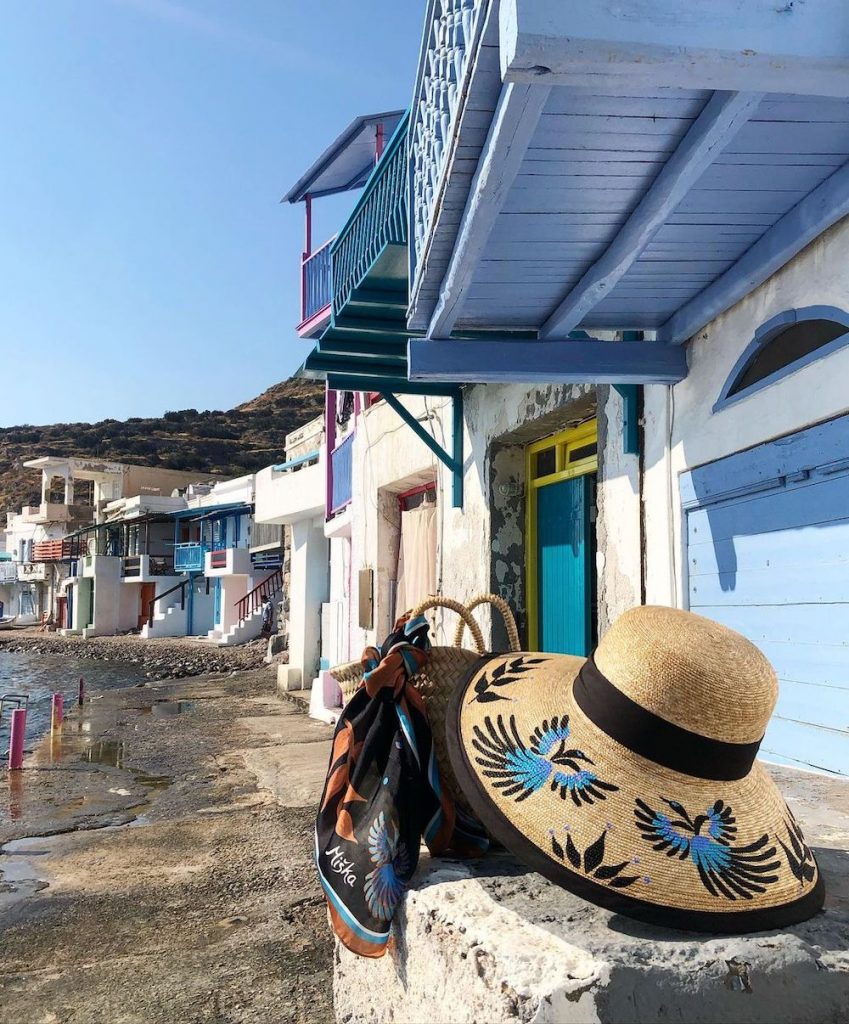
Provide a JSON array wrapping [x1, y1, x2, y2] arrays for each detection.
[[0, 629, 273, 680]]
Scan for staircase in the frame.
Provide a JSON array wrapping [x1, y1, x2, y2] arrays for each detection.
[[140, 579, 190, 639], [208, 568, 284, 647]]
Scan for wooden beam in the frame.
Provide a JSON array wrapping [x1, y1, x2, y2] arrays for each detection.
[[380, 391, 465, 508], [408, 338, 687, 384], [427, 82, 551, 339], [326, 374, 460, 398], [500, 0, 849, 97], [539, 91, 763, 340], [658, 159, 849, 345]]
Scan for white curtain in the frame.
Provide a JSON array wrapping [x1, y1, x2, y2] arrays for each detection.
[[396, 505, 437, 614]]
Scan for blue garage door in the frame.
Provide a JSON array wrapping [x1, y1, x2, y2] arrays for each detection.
[[683, 414, 849, 776]]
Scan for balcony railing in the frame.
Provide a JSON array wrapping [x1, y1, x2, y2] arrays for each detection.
[[174, 543, 207, 573], [122, 555, 175, 578], [0, 561, 17, 584], [299, 236, 334, 333], [410, 0, 487, 282], [330, 433, 354, 514], [32, 538, 87, 562], [331, 114, 409, 317]]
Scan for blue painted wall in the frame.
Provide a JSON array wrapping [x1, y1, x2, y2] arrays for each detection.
[[683, 413, 849, 776]]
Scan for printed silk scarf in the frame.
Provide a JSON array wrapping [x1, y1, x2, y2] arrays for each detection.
[[315, 613, 486, 958]]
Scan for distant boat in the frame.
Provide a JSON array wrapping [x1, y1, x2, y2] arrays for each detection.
[[0, 615, 18, 629]]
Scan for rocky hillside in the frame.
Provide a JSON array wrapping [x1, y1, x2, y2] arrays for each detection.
[[0, 378, 325, 513]]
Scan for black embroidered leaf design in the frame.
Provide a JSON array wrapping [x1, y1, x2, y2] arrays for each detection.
[[474, 690, 510, 704], [608, 875, 640, 888], [549, 829, 641, 890], [565, 834, 581, 869], [594, 860, 630, 880], [777, 811, 816, 885], [583, 831, 606, 873], [469, 656, 548, 704]]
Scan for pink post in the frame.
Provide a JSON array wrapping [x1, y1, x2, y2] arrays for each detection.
[[9, 707, 26, 770], [78, 677, 85, 707], [51, 693, 64, 730]]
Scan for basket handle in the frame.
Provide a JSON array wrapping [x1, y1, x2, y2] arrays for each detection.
[[453, 593, 521, 653], [410, 595, 486, 655]]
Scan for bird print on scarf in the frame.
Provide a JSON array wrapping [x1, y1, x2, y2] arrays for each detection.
[[471, 713, 619, 806], [635, 798, 781, 900], [363, 811, 410, 922]]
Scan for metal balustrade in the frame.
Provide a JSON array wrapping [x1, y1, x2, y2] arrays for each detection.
[[173, 543, 207, 573], [300, 236, 334, 328], [410, 0, 485, 283], [235, 568, 283, 622], [331, 115, 409, 317]]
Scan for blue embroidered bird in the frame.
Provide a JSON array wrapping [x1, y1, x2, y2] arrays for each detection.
[[634, 797, 781, 900], [363, 811, 409, 922], [471, 713, 619, 806]]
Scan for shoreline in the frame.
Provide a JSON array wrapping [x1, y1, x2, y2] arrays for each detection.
[[0, 629, 275, 681], [0, 665, 335, 1022]]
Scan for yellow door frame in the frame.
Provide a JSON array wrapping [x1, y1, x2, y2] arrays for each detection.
[[526, 419, 598, 650]]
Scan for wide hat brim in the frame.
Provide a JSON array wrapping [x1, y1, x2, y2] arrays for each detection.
[[446, 653, 824, 933]]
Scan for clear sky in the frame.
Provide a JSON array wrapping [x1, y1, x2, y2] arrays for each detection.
[[0, 0, 423, 427]]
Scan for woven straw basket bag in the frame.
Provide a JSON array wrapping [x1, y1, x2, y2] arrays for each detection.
[[331, 594, 520, 812]]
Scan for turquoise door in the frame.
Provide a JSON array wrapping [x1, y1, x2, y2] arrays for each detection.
[[214, 578, 222, 626], [536, 474, 596, 656]]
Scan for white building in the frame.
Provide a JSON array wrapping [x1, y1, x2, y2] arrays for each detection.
[[3, 456, 220, 632], [254, 416, 330, 713]]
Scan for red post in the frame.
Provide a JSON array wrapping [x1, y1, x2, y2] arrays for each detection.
[[51, 693, 64, 730], [301, 194, 313, 324], [375, 123, 385, 163], [78, 677, 85, 707], [304, 193, 313, 256], [9, 707, 26, 770]]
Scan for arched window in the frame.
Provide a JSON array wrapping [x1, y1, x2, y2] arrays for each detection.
[[714, 306, 849, 411]]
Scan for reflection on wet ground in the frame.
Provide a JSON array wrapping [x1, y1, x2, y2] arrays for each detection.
[[0, 694, 190, 909]]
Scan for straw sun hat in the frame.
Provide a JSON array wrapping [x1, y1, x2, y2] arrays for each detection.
[[446, 606, 824, 932]]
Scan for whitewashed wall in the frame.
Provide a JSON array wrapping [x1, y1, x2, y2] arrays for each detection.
[[349, 383, 595, 653], [600, 216, 849, 612]]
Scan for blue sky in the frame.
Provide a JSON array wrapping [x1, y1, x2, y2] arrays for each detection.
[[0, 0, 423, 426]]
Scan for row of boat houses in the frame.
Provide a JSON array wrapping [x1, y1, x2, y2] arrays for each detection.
[[3, 0, 849, 778]]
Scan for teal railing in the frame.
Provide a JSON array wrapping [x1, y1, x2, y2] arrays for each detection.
[[174, 543, 207, 573], [331, 114, 409, 317]]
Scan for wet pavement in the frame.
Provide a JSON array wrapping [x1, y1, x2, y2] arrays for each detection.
[[0, 667, 335, 1024]]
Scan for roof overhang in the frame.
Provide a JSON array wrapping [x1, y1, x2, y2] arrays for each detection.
[[407, 0, 849, 377], [283, 110, 405, 203]]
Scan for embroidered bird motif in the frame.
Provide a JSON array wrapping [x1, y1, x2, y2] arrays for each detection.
[[363, 811, 409, 921], [635, 798, 781, 900], [471, 713, 619, 806]]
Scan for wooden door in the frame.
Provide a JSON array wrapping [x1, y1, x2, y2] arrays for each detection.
[[139, 583, 157, 630]]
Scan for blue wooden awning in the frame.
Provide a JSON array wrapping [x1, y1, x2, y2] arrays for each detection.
[[404, 0, 849, 384]]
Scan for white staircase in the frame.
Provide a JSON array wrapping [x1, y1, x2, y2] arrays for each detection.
[[207, 569, 283, 647]]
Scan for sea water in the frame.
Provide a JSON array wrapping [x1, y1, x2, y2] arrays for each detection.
[[0, 652, 148, 745]]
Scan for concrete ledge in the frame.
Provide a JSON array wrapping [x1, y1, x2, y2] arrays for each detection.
[[334, 766, 849, 1023], [277, 664, 304, 691]]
